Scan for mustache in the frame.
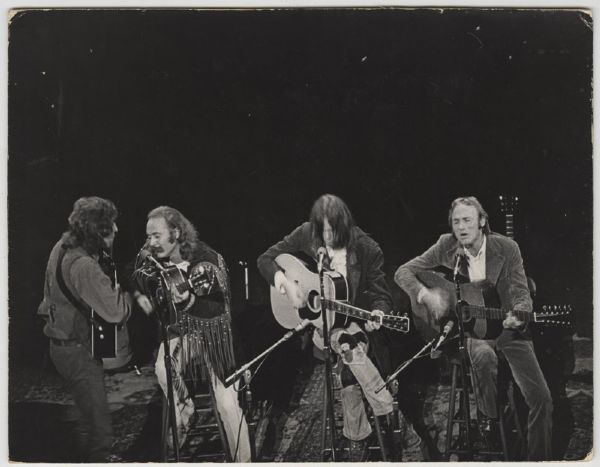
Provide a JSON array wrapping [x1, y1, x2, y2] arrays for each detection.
[[138, 243, 163, 259]]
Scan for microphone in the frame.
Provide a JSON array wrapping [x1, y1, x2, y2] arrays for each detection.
[[145, 254, 166, 271], [135, 240, 153, 265], [133, 244, 157, 276], [293, 319, 312, 333], [281, 319, 313, 341], [432, 320, 455, 352], [139, 249, 151, 261], [453, 254, 462, 279], [317, 247, 327, 272]]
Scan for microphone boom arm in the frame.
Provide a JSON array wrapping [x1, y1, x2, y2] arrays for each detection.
[[225, 319, 312, 387], [375, 336, 435, 394]]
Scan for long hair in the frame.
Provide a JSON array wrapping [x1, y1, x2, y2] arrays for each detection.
[[147, 206, 199, 261], [448, 196, 491, 235], [309, 194, 355, 249], [61, 196, 118, 254]]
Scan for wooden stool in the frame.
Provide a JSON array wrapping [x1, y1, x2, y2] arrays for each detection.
[[160, 380, 230, 462], [444, 356, 525, 461], [320, 367, 401, 461]]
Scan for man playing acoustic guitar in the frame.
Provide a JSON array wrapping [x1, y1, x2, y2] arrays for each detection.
[[37, 196, 131, 462], [258, 193, 410, 461], [394, 196, 552, 461], [131, 206, 250, 461]]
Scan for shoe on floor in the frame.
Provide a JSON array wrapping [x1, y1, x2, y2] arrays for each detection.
[[348, 438, 369, 462]]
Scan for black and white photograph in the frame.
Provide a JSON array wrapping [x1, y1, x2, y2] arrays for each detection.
[[6, 2, 594, 463]]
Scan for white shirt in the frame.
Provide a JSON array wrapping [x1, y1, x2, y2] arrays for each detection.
[[167, 260, 190, 272], [464, 235, 486, 282], [417, 235, 486, 304], [326, 246, 347, 278]]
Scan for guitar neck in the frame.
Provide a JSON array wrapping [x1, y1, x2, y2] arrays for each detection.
[[322, 298, 374, 322], [505, 213, 514, 239], [464, 305, 532, 322]]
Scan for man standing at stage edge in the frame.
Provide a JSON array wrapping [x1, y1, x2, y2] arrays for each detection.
[[37, 196, 131, 462]]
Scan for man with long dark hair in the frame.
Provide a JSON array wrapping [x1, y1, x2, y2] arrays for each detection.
[[132, 206, 250, 462], [37, 196, 131, 462], [257, 194, 402, 461], [395, 196, 552, 461]]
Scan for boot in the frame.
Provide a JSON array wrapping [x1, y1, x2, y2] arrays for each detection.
[[348, 438, 369, 462], [378, 413, 401, 461]]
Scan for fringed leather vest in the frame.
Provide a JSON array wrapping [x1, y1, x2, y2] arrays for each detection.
[[133, 245, 236, 383], [177, 253, 236, 384]]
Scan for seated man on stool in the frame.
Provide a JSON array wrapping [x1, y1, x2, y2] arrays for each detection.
[[394, 196, 553, 461], [257, 194, 401, 461], [132, 206, 251, 462]]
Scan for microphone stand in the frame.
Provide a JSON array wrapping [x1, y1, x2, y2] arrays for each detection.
[[224, 320, 312, 462], [453, 255, 473, 460], [224, 320, 312, 387], [238, 260, 249, 301], [375, 337, 436, 394], [318, 255, 338, 461], [156, 268, 181, 462]]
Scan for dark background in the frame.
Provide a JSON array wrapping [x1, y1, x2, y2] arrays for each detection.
[[8, 8, 592, 369]]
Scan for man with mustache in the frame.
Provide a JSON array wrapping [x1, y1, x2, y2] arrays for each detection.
[[394, 196, 552, 461], [132, 206, 250, 461]]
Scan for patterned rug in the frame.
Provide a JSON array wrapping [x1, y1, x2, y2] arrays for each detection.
[[9, 335, 593, 462]]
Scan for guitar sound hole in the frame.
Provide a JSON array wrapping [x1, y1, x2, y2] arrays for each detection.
[[307, 290, 321, 312]]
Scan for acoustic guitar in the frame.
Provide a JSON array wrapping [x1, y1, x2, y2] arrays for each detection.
[[410, 268, 572, 340], [96, 249, 132, 365], [270, 253, 410, 333]]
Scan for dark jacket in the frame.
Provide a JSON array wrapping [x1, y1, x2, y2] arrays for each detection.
[[394, 232, 532, 340], [257, 222, 393, 314]]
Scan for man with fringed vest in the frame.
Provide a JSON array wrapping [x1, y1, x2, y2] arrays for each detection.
[[132, 206, 250, 462]]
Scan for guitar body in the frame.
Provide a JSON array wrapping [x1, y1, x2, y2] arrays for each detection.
[[413, 269, 504, 340], [270, 254, 411, 337], [102, 322, 132, 370], [269, 254, 338, 331], [96, 249, 132, 366], [91, 311, 119, 360]]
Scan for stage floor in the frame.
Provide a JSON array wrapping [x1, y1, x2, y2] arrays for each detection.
[[8, 334, 592, 463]]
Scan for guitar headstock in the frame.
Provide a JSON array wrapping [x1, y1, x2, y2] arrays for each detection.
[[534, 305, 573, 327], [189, 262, 218, 296], [382, 314, 410, 333], [499, 195, 520, 239], [499, 195, 519, 216]]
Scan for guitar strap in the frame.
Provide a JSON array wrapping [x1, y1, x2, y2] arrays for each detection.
[[54, 245, 100, 331]]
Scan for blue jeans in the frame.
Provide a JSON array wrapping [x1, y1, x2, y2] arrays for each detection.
[[49, 342, 113, 462], [467, 333, 553, 461], [330, 324, 394, 441]]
